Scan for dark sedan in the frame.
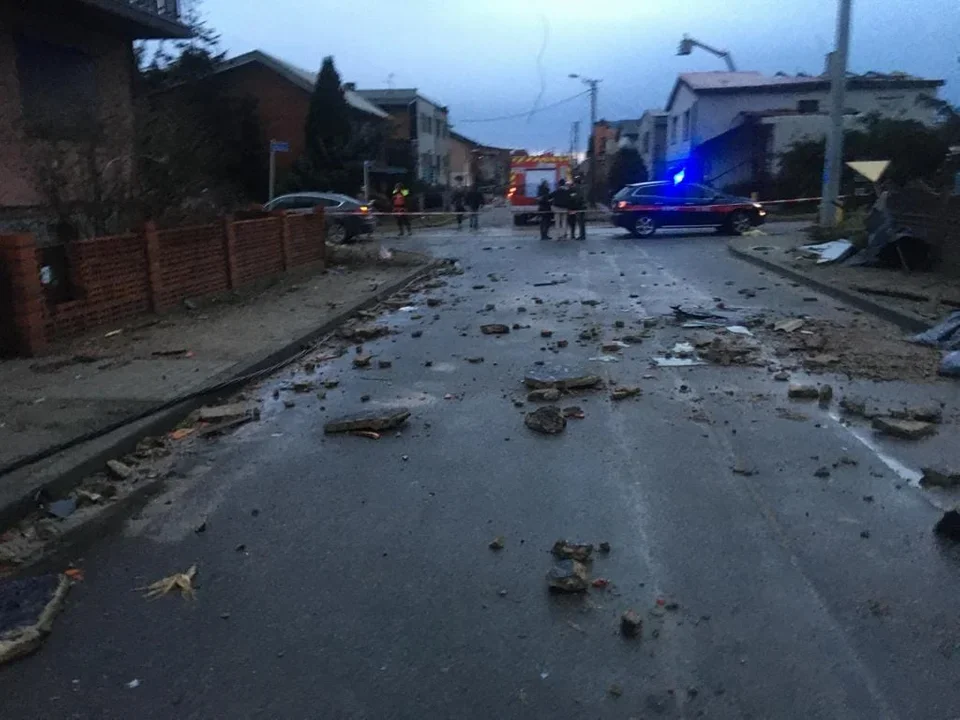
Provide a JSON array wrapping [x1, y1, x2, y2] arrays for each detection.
[[264, 192, 376, 243], [611, 181, 765, 238]]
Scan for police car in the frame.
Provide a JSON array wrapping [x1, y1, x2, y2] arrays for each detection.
[[611, 181, 766, 238]]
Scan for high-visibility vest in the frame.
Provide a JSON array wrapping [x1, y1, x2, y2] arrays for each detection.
[[392, 190, 407, 210]]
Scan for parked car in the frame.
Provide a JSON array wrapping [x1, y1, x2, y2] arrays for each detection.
[[611, 181, 765, 238], [264, 192, 376, 243]]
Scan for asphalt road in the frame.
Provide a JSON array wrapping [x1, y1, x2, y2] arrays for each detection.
[[4, 209, 960, 719]]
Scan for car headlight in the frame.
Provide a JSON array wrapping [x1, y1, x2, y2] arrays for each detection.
[[752, 202, 762, 209]]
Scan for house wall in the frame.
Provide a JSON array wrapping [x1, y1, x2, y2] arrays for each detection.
[[414, 98, 450, 186], [0, 5, 137, 218], [215, 63, 308, 180], [449, 136, 472, 185], [637, 112, 667, 179]]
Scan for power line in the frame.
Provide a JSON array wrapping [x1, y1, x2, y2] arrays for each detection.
[[457, 90, 590, 124]]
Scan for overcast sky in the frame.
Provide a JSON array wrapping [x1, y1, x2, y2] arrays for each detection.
[[200, 0, 959, 152]]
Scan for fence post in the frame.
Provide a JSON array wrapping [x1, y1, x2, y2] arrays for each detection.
[[277, 211, 291, 271], [314, 205, 326, 269], [222, 214, 238, 289], [143, 221, 163, 313], [0, 233, 47, 356]]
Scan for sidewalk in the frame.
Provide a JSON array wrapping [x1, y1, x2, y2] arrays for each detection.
[[0, 246, 435, 528], [728, 233, 960, 332]]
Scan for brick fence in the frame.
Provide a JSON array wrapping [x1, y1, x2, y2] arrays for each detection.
[[0, 210, 325, 357]]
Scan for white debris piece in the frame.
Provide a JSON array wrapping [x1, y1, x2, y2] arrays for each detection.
[[800, 240, 855, 264]]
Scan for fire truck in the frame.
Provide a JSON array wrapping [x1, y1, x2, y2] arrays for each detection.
[[507, 154, 573, 225]]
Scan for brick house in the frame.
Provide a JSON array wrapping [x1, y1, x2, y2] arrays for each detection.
[[0, 0, 191, 239], [210, 50, 391, 194]]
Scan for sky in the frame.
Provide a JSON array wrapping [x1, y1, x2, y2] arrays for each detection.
[[198, 0, 960, 152]]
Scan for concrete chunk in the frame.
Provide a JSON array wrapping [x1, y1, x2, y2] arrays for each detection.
[[871, 416, 937, 440], [324, 409, 411, 434]]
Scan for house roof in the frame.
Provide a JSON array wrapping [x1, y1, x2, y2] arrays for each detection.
[[355, 88, 447, 112], [215, 50, 389, 120], [75, 0, 192, 38], [666, 70, 945, 111]]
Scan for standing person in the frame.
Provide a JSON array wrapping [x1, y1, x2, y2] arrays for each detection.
[[451, 177, 466, 231], [568, 176, 586, 240], [392, 183, 412, 236], [466, 185, 484, 231], [552, 178, 569, 239], [536, 179, 553, 240]]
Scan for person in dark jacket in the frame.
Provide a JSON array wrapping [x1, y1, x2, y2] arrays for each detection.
[[451, 177, 466, 231], [466, 186, 484, 230], [568, 176, 586, 240], [536, 180, 553, 240], [551, 178, 569, 238]]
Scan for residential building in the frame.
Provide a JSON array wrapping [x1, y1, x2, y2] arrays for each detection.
[[449, 130, 511, 192], [209, 50, 390, 192], [663, 70, 944, 192], [636, 110, 668, 180], [355, 89, 451, 187], [0, 0, 191, 237]]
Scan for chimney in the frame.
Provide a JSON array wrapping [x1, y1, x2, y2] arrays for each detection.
[[343, 82, 356, 91]]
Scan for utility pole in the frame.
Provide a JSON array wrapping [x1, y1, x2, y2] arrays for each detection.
[[569, 74, 601, 204], [819, 0, 853, 226], [569, 121, 580, 157]]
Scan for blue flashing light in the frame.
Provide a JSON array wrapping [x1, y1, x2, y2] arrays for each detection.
[[673, 168, 685, 185]]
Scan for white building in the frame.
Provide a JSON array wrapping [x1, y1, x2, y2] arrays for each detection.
[[663, 71, 944, 191], [355, 88, 451, 186]]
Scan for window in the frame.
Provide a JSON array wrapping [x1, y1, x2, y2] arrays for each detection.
[[422, 115, 432, 134], [797, 99, 820, 114], [435, 119, 442, 138], [682, 110, 690, 141], [670, 116, 678, 144], [16, 35, 98, 138]]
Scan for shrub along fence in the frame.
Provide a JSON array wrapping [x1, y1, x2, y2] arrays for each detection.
[[0, 210, 325, 357]]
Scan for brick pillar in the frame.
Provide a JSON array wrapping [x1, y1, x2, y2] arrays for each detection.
[[314, 205, 326, 269], [143, 221, 164, 312], [0, 233, 47, 356], [277, 211, 291, 271], [222, 214, 238, 289]]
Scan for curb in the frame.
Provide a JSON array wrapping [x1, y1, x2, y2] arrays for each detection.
[[0, 258, 444, 535], [727, 242, 931, 334]]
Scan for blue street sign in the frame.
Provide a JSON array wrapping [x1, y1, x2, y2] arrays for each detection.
[[270, 140, 290, 153]]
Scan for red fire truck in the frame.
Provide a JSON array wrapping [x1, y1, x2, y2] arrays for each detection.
[[507, 154, 573, 225]]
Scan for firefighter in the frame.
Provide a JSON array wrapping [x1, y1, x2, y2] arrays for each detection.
[[568, 176, 586, 241], [536, 180, 553, 240], [552, 178, 569, 239], [466, 185, 484, 230], [392, 183, 412, 236]]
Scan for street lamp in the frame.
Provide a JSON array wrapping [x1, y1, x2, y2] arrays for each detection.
[[569, 73, 601, 204]]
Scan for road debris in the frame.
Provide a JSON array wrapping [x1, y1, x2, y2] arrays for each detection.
[[523, 365, 601, 390], [489, 536, 505, 551], [324, 409, 411, 434], [562, 406, 585, 419], [934, 510, 960, 540], [351, 430, 380, 440], [788, 384, 820, 400], [126, 678, 141, 689], [620, 610, 643, 638], [608, 683, 624, 698], [814, 467, 831, 478], [776, 408, 808, 421], [411, 330, 423, 338], [610, 387, 642, 401], [839, 395, 869, 417], [481, 324, 510, 335], [601, 341, 630, 352], [0, 573, 70, 665], [551, 540, 593, 562], [599, 541, 611, 553], [528, 388, 561, 402], [525, 406, 567, 434], [342, 324, 391, 341], [106, 459, 134, 480], [378, 360, 392, 369], [920, 467, 960, 488], [353, 354, 372, 368], [592, 578, 610, 589], [197, 403, 257, 421], [889, 405, 942, 424], [731, 459, 756, 476], [46, 499, 76, 519], [774, 318, 805, 333], [818, 384, 834, 407], [547, 560, 589, 592], [871, 417, 937, 440], [140, 564, 197, 600], [541, 330, 553, 338]]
